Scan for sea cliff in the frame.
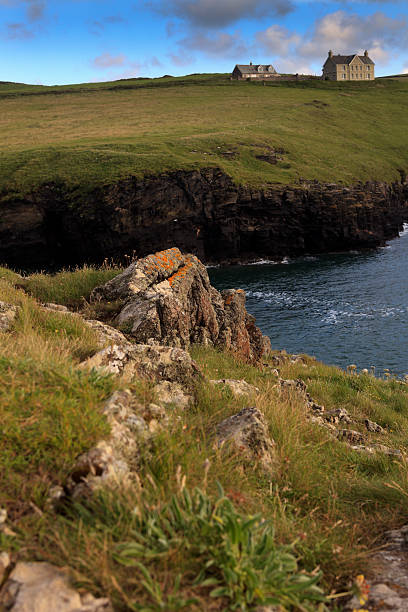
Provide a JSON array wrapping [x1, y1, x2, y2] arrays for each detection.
[[1, 168, 407, 269]]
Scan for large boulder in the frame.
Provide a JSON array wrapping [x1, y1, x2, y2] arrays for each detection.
[[91, 248, 270, 362]]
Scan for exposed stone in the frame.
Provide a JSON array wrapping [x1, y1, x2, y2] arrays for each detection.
[[43, 303, 69, 312], [364, 418, 385, 433], [80, 343, 200, 387], [153, 381, 191, 409], [337, 429, 365, 445], [277, 378, 307, 395], [0, 551, 11, 583], [344, 525, 408, 611], [0, 301, 18, 332], [323, 408, 352, 424], [90, 248, 270, 362], [210, 379, 260, 398], [83, 319, 131, 348], [0, 562, 112, 611], [216, 407, 276, 470]]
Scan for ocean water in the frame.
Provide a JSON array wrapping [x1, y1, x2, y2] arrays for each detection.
[[209, 224, 408, 376]]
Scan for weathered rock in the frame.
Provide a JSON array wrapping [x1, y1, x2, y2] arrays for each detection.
[[153, 381, 191, 409], [323, 408, 351, 424], [364, 418, 385, 433], [0, 551, 11, 583], [43, 302, 69, 312], [83, 319, 131, 348], [0, 562, 112, 611], [277, 378, 307, 395], [337, 429, 365, 445], [90, 248, 270, 362], [216, 407, 276, 470], [0, 301, 18, 332], [210, 379, 260, 398], [344, 525, 408, 611], [80, 343, 200, 387], [67, 390, 163, 496]]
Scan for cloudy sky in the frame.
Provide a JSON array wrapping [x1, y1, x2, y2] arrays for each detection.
[[1, 0, 407, 84]]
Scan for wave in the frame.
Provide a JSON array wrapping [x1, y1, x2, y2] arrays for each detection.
[[399, 222, 408, 237]]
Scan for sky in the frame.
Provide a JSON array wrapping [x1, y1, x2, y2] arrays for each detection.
[[1, 0, 407, 85]]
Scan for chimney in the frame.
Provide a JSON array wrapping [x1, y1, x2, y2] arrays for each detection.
[[250, 61, 253, 65], [364, 50, 368, 57], [328, 50, 333, 58]]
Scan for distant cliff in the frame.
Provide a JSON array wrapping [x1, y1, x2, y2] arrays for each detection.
[[1, 168, 407, 269]]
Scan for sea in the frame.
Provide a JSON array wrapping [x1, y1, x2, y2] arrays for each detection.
[[209, 223, 408, 377]]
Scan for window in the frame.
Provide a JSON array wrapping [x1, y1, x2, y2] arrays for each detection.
[[342, 74, 346, 79]]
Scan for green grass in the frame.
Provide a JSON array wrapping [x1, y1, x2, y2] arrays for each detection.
[[2, 267, 408, 610], [0, 280, 117, 520], [20, 265, 123, 309], [0, 74, 407, 196]]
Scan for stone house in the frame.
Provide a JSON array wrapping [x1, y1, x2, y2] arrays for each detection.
[[322, 50, 375, 81], [232, 63, 279, 80]]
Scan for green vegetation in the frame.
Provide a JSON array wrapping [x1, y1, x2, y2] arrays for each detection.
[[1, 266, 408, 610], [17, 265, 122, 309], [1, 74, 408, 195]]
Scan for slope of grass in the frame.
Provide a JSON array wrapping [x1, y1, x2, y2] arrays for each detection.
[[1, 267, 408, 610], [0, 74, 407, 195]]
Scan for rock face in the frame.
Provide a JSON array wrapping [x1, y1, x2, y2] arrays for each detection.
[[0, 169, 407, 269], [90, 248, 270, 361]]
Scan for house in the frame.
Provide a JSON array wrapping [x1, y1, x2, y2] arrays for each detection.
[[322, 50, 375, 81], [232, 63, 279, 80]]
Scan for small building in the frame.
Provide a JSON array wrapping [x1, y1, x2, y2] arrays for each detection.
[[232, 63, 279, 80], [322, 50, 375, 81]]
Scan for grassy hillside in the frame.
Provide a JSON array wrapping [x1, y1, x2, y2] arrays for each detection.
[[1, 73, 408, 194], [2, 265, 408, 610]]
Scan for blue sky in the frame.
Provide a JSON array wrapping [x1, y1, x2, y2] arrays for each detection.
[[1, 0, 407, 84]]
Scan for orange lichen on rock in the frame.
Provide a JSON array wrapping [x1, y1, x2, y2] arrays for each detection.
[[168, 261, 193, 286], [142, 248, 185, 279]]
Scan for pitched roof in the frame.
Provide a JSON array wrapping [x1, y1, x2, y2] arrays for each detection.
[[328, 54, 374, 65], [235, 64, 277, 74]]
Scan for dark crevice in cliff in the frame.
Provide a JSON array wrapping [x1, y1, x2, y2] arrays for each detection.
[[0, 168, 407, 271]]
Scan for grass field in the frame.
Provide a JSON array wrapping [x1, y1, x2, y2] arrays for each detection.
[[1, 73, 408, 194]]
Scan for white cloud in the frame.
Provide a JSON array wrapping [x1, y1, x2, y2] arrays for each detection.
[[93, 52, 127, 69], [256, 25, 299, 56], [298, 10, 407, 65]]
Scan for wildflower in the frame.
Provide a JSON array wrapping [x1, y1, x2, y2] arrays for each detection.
[[354, 574, 370, 606]]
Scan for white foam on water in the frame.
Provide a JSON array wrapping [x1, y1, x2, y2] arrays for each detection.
[[246, 259, 279, 266], [399, 222, 408, 237]]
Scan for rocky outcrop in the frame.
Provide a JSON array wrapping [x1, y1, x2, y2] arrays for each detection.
[[0, 169, 407, 269], [0, 301, 18, 332], [210, 379, 260, 397], [90, 248, 270, 361], [80, 341, 201, 387], [216, 407, 276, 470], [277, 376, 402, 456]]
